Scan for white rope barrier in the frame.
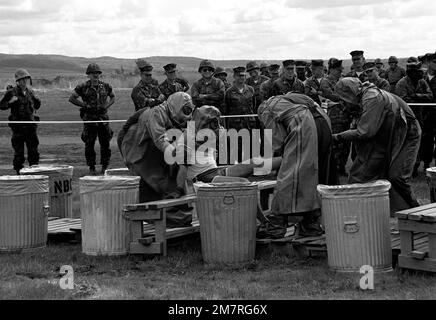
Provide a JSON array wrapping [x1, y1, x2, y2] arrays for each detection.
[[1, 104, 436, 124]]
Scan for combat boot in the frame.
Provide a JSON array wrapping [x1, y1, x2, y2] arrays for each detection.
[[296, 210, 324, 237]]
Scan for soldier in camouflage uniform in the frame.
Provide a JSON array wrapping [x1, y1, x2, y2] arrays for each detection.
[[159, 63, 184, 100], [271, 60, 305, 96], [260, 62, 270, 78], [320, 58, 352, 176], [225, 66, 256, 163], [191, 60, 226, 112], [260, 63, 280, 102], [386, 56, 406, 93], [69, 63, 115, 174], [396, 57, 433, 176], [363, 62, 390, 91], [304, 59, 325, 106], [345, 50, 368, 83], [374, 58, 387, 79], [421, 53, 436, 169], [245, 61, 269, 113], [214, 67, 231, 90], [131, 59, 165, 111], [0, 69, 41, 174], [295, 60, 307, 82]]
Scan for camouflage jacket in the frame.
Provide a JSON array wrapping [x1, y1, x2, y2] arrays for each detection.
[[378, 69, 387, 79], [370, 77, 391, 92], [0, 86, 41, 121], [246, 75, 270, 111], [259, 78, 277, 102], [224, 84, 256, 130], [131, 80, 162, 111], [159, 79, 184, 100], [176, 77, 190, 92], [424, 74, 436, 102], [345, 70, 368, 83], [385, 66, 406, 92], [271, 75, 305, 96], [191, 77, 225, 110], [304, 76, 324, 105], [319, 75, 341, 102], [74, 80, 113, 120], [395, 77, 433, 103]]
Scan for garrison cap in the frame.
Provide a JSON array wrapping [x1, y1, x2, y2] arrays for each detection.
[[295, 60, 307, 68], [214, 67, 227, 76], [328, 58, 343, 70], [311, 59, 324, 67], [269, 63, 280, 71], [163, 63, 177, 72], [233, 66, 246, 75], [246, 61, 260, 72], [136, 59, 153, 71], [350, 50, 364, 57], [282, 60, 295, 67], [363, 62, 376, 72]]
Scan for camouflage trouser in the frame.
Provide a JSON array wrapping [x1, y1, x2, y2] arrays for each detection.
[[328, 104, 352, 173], [81, 123, 113, 167], [10, 124, 39, 171]]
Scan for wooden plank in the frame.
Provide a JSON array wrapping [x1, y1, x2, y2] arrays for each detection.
[[429, 234, 436, 259], [398, 219, 436, 234], [422, 211, 436, 223], [155, 208, 167, 256], [138, 237, 154, 246], [397, 203, 436, 220], [257, 180, 277, 190], [130, 242, 163, 255], [125, 195, 197, 210], [400, 231, 413, 254], [399, 255, 436, 273], [166, 226, 200, 240], [131, 221, 143, 243], [124, 209, 163, 221], [411, 251, 428, 260], [409, 207, 436, 221]]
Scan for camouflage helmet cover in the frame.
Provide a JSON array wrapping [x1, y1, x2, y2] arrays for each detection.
[[86, 63, 102, 75], [15, 68, 32, 82]]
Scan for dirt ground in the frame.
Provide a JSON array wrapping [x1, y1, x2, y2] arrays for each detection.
[[1, 89, 436, 300]]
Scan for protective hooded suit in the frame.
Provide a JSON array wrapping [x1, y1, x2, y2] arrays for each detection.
[[334, 78, 421, 212]]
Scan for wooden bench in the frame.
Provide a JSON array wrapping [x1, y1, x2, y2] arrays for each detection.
[[123, 180, 277, 256], [397, 203, 436, 272]]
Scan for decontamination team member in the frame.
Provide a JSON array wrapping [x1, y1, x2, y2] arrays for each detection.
[[0, 69, 41, 174], [69, 63, 115, 175]]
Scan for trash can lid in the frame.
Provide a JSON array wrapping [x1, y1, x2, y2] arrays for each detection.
[[20, 165, 74, 175], [79, 175, 141, 194], [317, 180, 391, 198], [0, 175, 49, 195]]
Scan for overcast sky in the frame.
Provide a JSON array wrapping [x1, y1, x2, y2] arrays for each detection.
[[0, 0, 434, 60]]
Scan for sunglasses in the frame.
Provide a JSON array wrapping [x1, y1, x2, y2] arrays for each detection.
[[201, 68, 214, 73], [182, 104, 194, 116]]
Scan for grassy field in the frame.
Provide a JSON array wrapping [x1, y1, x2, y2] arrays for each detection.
[[1, 89, 436, 300]]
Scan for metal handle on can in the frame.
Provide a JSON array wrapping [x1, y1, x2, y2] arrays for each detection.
[[223, 193, 235, 205], [43, 205, 50, 217], [344, 221, 359, 233]]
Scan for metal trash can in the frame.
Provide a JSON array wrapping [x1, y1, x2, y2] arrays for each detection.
[[196, 182, 258, 264], [80, 176, 140, 256], [317, 180, 392, 273], [0, 175, 50, 252], [426, 168, 436, 203], [21, 165, 74, 218]]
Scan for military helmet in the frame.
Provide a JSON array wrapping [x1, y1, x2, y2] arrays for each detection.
[[260, 62, 269, 69], [15, 68, 32, 82], [406, 56, 421, 69], [374, 58, 383, 65], [388, 56, 399, 64], [214, 67, 227, 77], [86, 63, 102, 75], [198, 60, 215, 72]]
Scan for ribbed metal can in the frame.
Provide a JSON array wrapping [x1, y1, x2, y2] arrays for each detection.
[[21, 165, 74, 218], [80, 176, 140, 256], [196, 182, 258, 264], [0, 175, 49, 252], [318, 180, 392, 273]]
